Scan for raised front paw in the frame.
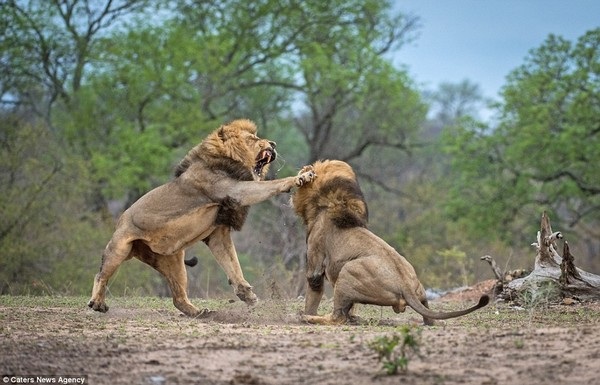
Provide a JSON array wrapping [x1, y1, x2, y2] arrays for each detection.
[[295, 167, 317, 187], [298, 165, 315, 176]]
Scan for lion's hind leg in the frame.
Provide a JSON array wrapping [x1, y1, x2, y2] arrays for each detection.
[[135, 246, 206, 317]]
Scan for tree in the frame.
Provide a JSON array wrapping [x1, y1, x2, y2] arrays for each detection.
[[173, 0, 426, 269], [289, 1, 422, 163], [426, 79, 488, 130], [0, 1, 189, 294], [0, 0, 434, 296], [0, 0, 151, 123], [73, 23, 211, 203], [365, 80, 489, 289], [443, 29, 600, 268], [173, 0, 424, 163], [1, 115, 93, 293], [0, 0, 162, 208]]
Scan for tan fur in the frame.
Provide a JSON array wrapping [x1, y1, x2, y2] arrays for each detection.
[[88, 119, 316, 316], [292, 160, 488, 325]]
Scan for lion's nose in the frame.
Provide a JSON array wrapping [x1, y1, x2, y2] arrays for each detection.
[[269, 141, 277, 149]]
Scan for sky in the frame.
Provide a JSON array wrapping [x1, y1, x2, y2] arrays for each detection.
[[392, 0, 600, 103]]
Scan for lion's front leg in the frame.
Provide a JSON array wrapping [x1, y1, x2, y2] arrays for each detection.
[[304, 253, 325, 315], [305, 275, 325, 315], [224, 168, 316, 206], [304, 232, 326, 315], [88, 233, 134, 313], [206, 226, 258, 305]]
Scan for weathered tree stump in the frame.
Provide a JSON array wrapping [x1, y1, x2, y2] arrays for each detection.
[[484, 212, 600, 304], [480, 255, 529, 298]]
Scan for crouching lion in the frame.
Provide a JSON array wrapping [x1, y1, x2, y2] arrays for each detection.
[[88, 119, 316, 317], [291, 160, 488, 325]]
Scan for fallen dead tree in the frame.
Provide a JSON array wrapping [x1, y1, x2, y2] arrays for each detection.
[[482, 212, 600, 304]]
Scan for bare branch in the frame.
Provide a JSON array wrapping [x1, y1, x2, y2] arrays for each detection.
[[353, 171, 411, 199], [0, 160, 63, 242], [532, 170, 600, 195]]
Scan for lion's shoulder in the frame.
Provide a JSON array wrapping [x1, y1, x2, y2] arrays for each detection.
[[176, 154, 253, 182], [179, 157, 253, 230], [203, 156, 254, 181]]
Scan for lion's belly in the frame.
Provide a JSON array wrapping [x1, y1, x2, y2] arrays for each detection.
[[138, 205, 220, 255]]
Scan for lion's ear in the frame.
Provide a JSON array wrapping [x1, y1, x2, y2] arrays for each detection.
[[217, 125, 238, 141], [218, 126, 228, 141]]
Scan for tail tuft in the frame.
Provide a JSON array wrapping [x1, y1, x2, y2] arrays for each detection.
[[477, 295, 490, 308]]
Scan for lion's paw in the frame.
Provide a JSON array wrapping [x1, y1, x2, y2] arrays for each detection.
[[235, 284, 258, 306], [184, 307, 213, 319], [88, 299, 109, 313], [298, 165, 315, 175], [300, 313, 344, 325], [295, 168, 317, 187]]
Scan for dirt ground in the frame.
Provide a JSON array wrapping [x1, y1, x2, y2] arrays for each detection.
[[1, 288, 600, 385]]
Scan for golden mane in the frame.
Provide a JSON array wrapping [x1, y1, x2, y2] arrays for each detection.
[[175, 119, 259, 177]]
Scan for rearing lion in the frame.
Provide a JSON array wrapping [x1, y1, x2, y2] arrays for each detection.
[[291, 160, 488, 325], [88, 119, 316, 316]]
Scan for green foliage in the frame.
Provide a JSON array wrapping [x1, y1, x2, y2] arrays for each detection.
[[0, 116, 100, 294], [0, 0, 152, 112], [2, 0, 423, 297], [4, 0, 596, 299], [442, 29, 600, 245], [368, 325, 422, 375], [90, 124, 173, 199], [435, 246, 474, 287], [0, 115, 165, 296]]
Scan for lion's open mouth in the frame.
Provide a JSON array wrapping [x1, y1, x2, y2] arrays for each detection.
[[254, 148, 276, 177]]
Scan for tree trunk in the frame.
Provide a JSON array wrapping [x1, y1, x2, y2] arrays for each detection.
[[490, 212, 600, 303]]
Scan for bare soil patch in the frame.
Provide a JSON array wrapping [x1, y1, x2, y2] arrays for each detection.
[[1, 294, 599, 385]]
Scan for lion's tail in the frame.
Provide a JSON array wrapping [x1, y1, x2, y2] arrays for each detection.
[[405, 294, 489, 324]]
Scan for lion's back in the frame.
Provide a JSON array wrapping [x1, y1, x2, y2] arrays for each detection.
[[124, 181, 216, 232]]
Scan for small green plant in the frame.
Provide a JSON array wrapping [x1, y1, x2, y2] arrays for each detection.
[[367, 325, 422, 375], [514, 338, 524, 349]]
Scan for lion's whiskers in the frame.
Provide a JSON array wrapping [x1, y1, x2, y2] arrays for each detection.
[[273, 155, 287, 175]]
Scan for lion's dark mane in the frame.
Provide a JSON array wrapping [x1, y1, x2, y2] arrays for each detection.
[[318, 177, 368, 229]]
